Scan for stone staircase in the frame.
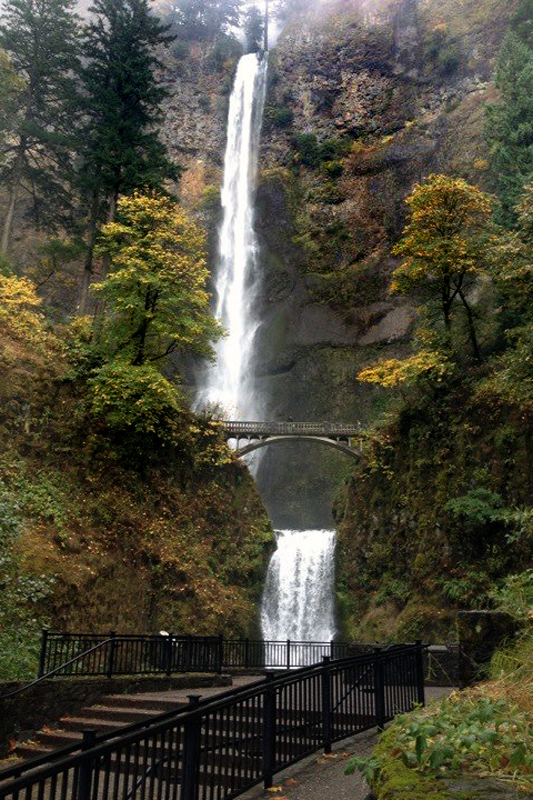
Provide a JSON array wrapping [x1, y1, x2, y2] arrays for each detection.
[[13, 676, 260, 762], [15, 692, 188, 759]]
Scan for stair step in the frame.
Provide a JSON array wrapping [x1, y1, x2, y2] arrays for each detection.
[[60, 716, 126, 733], [101, 695, 188, 712], [78, 706, 165, 724]]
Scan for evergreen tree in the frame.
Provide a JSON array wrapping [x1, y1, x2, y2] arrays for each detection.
[[0, 0, 80, 254], [243, 5, 264, 53], [485, 31, 533, 227], [512, 0, 533, 46], [76, 0, 178, 313], [171, 0, 243, 41], [0, 51, 23, 164]]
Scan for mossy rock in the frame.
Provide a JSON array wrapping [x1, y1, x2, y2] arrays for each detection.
[[372, 756, 447, 800]]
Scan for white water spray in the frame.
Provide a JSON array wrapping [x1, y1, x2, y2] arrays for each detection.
[[261, 530, 337, 644], [196, 52, 338, 648], [197, 53, 268, 419]]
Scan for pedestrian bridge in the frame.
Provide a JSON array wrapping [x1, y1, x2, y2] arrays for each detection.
[[223, 421, 362, 458]]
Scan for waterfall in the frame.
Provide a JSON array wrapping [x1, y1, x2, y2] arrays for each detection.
[[197, 52, 268, 419], [261, 530, 337, 646], [196, 51, 338, 650]]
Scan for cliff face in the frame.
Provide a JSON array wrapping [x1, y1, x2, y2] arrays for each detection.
[[162, 0, 512, 526], [251, 0, 511, 525]]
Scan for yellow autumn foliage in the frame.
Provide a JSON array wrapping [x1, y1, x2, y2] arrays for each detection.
[[358, 350, 451, 388]]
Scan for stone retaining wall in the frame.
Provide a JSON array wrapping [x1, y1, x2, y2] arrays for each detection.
[[0, 673, 231, 757]]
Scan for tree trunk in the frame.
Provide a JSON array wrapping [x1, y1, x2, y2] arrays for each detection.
[[0, 143, 26, 256], [79, 189, 102, 315], [458, 289, 481, 361]]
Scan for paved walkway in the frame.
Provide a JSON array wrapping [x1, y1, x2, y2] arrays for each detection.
[[240, 687, 453, 800]]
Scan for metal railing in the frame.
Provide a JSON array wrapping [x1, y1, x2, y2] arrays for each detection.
[[224, 421, 362, 438], [0, 644, 426, 800], [36, 633, 355, 681]]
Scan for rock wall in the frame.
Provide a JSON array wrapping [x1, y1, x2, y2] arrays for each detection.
[[162, 0, 513, 526], [250, 0, 512, 525]]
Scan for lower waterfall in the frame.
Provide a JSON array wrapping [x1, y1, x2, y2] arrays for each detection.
[[260, 530, 336, 650]]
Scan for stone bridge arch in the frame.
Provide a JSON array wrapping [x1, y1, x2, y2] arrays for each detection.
[[223, 421, 362, 459]]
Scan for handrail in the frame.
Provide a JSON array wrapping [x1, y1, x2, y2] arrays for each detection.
[[0, 644, 423, 784], [0, 644, 426, 800], [0, 638, 115, 701]]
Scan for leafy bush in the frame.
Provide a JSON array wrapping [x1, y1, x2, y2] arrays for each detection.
[[490, 569, 533, 619], [266, 105, 294, 128], [444, 488, 505, 531], [347, 693, 533, 792], [0, 482, 54, 679], [293, 133, 350, 169], [89, 362, 184, 441]]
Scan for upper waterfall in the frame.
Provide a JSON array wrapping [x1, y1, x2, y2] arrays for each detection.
[[197, 52, 268, 419]]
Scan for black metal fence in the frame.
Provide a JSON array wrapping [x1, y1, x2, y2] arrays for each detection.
[[0, 644, 426, 800], [38, 632, 354, 678]]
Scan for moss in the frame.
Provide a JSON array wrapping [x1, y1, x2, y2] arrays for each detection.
[[372, 733, 447, 800]]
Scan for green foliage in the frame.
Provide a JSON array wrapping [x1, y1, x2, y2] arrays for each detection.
[[444, 488, 504, 531], [293, 133, 350, 169], [485, 32, 533, 227], [94, 192, 221, 367], [0, 50, 23, 161], [422, 24, 461, 77], [76, 0, 177, 242], [348, 694, 533, 792], [490, 570, 533, 620], [0, 482, 54, 679], [0, 0, 80, 238], [512, 0, 533, 45], [243, 5, 263, 54], [266, 105, 294, 128], [89, 362, 184, 441], [169, 0, 243, 42]]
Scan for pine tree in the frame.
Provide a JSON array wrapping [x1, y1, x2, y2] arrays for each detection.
[[0, 51, 23, 164], [485, 31, 533, 227], [76, 0, 178, 313], [512, 0, 533, 46], [171, 0, 243, 41], [0, 0, 80, 254], [243, 6, 264, 53]]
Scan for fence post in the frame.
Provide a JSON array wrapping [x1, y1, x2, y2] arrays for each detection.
[[182, 695, 201, 800], [321, 656, 332, 754], [166, 632, 173, 676], [415, 640, 426, 707], [262, 673, 276, 789], [38, 629, 49, 677], [77, 729, 96, 800], [217, 635, 224, 674], [330, 639, 334, 660], [186, 635, 192, 672], [106, 631, 116, 679], [245, 638, 250, 669], [286, 639, 291, 670], [373, 648, 385, 732]]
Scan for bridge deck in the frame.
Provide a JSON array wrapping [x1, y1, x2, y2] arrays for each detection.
[[224, 421, 361, 437]]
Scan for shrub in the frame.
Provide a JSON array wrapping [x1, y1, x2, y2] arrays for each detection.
[[88, 362, 185, 441], [267, 105, 294, 128]]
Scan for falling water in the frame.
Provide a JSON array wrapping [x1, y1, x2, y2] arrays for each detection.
[[261, 530, 337, 646], [197, 52, 268, 418], [196, 51, 338, 649]]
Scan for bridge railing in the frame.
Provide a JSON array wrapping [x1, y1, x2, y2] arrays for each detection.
[[0, 644, 427, 800], [224, 421, 362, 437]]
